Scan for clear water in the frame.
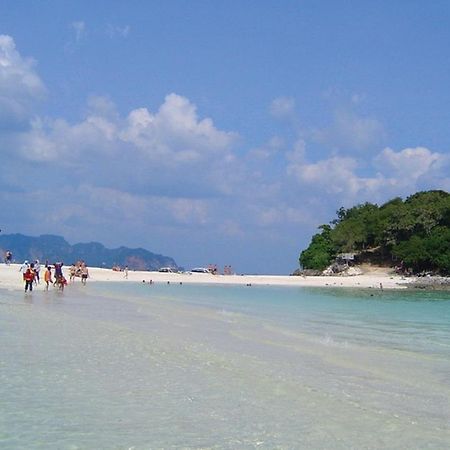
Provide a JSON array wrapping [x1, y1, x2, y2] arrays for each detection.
[[1, 282, 449, 449]]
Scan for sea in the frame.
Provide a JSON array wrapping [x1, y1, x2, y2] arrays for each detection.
[[0, 281, 449, 449]]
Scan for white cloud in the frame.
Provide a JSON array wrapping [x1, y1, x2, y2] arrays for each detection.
[[169, 198, 209, 224], [15, 113, 118, 162], [287, 144, 449, 207], [270, 96, 296, 119], [3, 93, 244, 209], [0, 35, 46, 128], [287, 155, 370, 196], [2, 183, 212, 235], [351, 93, 366, 105], [17, 117, 60, 161], [252, 205, 311, 227], [313, 109, 385, 151], [106, 24, 130, 38], [70, 21, 86, 42], [373, 146, 450, 194], [248, 136, 284, 160], [285, 139, 306, 163], [86, 95, 119, 119], [217, 219, 244, 237], [79, 186, 210, 226], [14, 93, 236, 167], [374, 146, 445, 179], [120, 93, 237, 164]]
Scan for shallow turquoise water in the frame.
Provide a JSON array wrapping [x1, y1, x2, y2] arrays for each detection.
[[1, 282, 449, 449]]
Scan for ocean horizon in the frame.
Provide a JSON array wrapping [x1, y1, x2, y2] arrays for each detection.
[[1, 282, 449, 449]]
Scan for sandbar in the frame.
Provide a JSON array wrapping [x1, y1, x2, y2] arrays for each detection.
[[0, 263, 413, 292]]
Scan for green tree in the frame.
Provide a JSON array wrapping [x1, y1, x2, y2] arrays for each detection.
[[406, 190, 450, 236], [299, 224, 335, 270], [392, 236, 429, 272], [424, 226, 450, 274], [299, 190, 450, 274], [380, 201, 415, 246], [332, 203, 379, 251]]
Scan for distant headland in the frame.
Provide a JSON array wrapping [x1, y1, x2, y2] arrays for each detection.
[[0, 233, 179, 272]]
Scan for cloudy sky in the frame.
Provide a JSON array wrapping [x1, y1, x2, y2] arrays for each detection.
[[1, 1, 449, 274]]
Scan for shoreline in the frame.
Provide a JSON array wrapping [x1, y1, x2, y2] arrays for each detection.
[[0, 263, 417, 292]]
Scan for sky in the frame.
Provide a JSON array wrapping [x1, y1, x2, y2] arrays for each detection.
[[0, 1, 449, 274]]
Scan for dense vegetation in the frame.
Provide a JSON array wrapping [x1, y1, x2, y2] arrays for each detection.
[[299, 190, 450, 275]]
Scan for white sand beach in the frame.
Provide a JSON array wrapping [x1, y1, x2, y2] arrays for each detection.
[[0, 263, 413, 291]]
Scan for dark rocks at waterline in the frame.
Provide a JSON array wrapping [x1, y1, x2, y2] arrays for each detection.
[[407, 276, 450, 290], [291, 265, 363, 277], [291, 268, 322, 276]]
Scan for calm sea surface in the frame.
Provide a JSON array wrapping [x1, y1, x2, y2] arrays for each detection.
[[1, 281, 449, 449]]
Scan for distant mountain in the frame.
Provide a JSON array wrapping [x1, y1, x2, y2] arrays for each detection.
[[0, 234, 179, 271]]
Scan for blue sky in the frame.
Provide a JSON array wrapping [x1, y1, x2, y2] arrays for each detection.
[[1, 1, 449, 274]]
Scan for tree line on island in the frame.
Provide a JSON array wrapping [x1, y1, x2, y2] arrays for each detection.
[[299, 190, 450, 275]]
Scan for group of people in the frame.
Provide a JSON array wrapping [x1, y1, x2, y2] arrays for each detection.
[[223, 265, 234, 275], [68, 261, 90, 285], [20, 260, 89, 292], [207, 264, 234, 275], [20, 260, 56, 292], [112, 265, 128, 278]]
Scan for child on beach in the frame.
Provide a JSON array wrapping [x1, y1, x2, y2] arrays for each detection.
[[44, 266, 53, 290], [57, 276, 67, 291]]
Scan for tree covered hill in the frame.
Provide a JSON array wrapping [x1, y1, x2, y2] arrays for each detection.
[[0, 233, 179, 271], [299, 190, 450, 275]]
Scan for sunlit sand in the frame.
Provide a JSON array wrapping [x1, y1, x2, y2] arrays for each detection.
[[0, 263, 414, 291]]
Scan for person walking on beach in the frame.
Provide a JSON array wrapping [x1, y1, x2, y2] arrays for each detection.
[[124, 265, 128, 279], [81, 264, 89, 285], [69, 263, 77, 282], [44, 266, 53, 290], [23, 264, 35, 292], [34, 260, 41, 284], [19, 260, 29, 273], [4, 250, 12, 264], [53, 262, 67, 290], [53, 262, 63, 284]]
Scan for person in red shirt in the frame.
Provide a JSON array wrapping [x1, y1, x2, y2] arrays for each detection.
[[23, 265, 35, 292]]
